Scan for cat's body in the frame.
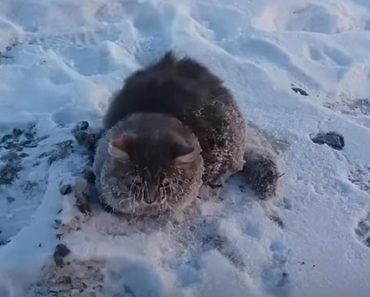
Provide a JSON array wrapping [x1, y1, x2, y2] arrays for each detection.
[[94, 52, 279, 216]]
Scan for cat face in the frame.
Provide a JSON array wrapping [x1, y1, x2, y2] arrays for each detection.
[[101, 114, 203, 215]]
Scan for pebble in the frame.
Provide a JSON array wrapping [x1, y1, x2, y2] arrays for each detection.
[[53, 243, 71, 266], [311, 131, 345, 150], [76, 121, 89, 131], [1, 134, 12, 143], [12, 128, 23, 137], [21, 140, 37, 148], [59, 184, 72, 195], [292, 87, 309, 96], [6, 196, 15, 203]]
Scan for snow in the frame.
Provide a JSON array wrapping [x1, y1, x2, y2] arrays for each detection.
[[0, 0, 370, 296]]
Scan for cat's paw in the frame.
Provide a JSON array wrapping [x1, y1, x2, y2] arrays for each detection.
[[243, 151, 280, 199]]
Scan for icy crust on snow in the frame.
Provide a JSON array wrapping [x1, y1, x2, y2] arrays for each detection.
[[0, 0, 370, 296]]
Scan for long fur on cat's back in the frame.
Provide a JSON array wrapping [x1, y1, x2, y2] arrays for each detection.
[[93, 52, 279, 215]]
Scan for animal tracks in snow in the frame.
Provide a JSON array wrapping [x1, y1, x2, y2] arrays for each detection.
[[32, 256, 165, 297], [11, 0, 177, 74], [261, 241, 291, 295], [127, 1, 175, 65], [348, 167, 370, 194], [308, 45, 352, 67], [191, 3, 250, 41], [255, 2, 370, 34], [355, 212, 370, 248], [0, 121, 90, 245]]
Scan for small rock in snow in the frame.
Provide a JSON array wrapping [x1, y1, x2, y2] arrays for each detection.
[[53, 243, 71, 266], [311, 131, 345, 150], [59, 184, 72, 195], [1, 134, 12, 143], [75, 121, 89, 131], [6, 196, 15, 203], [12, 128, 23, 137], [292, 86, 309, 96]]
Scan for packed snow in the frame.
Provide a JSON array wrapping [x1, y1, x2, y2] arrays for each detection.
[[0, 0, 370, 296]]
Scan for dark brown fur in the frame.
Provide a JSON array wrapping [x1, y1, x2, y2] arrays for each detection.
[[94, 52, 279, 215]]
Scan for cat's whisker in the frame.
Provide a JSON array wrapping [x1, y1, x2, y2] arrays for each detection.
[[164, 187, 172, 212], [169, 184, 177, 203], [137, 176, 144, 202], [118, 198, 127, 208], [101, 202, 111, 212], [171, 178, 180, 202], [168, 185, 173, 203], [142, 179, 148, 204], [130, 176, 141, 213], [128, 175, 139, 205], [161, 188, 168, 211], [165, 198, 175, 213]]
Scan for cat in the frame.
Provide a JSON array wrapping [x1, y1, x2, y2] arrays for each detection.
[[93, 52, 280, 216]]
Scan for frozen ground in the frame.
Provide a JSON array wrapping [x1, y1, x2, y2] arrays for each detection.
[[0, 0, 370, 296]]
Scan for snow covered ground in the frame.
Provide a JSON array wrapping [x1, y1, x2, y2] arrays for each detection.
[[0, 0, 370, 296]]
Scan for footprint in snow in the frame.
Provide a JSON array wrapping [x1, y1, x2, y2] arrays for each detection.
[[0, 123, 50, 244], [32, 254, 164, 297], [0, 120, 99, 246], [348, 167, 370, 194], [261, 241, 291, 296], [191, 218, 246, 270], [355, 213, 370, 248]]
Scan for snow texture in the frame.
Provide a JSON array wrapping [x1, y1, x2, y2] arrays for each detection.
[[0, 0, 370, 296]]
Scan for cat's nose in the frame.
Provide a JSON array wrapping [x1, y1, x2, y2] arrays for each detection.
[[144, 186, 158, 204], [144, 194, 156, 204]]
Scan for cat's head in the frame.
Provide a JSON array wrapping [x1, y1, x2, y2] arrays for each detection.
[[103, 113, 204, 215]]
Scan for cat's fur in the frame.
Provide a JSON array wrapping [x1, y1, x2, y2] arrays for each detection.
[[94, 52, 279, 216]]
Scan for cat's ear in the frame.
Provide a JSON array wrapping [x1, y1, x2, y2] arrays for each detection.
[[108, 142, 129, 160], [174, 145, 198, 165], [108, 133, 135, 160]]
